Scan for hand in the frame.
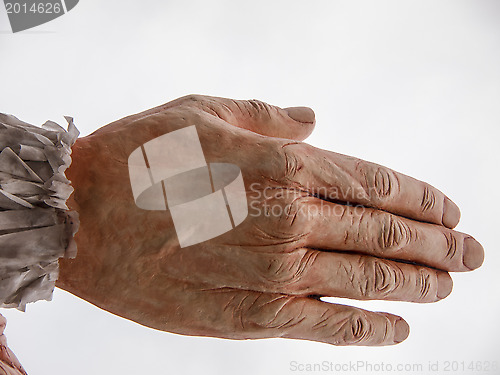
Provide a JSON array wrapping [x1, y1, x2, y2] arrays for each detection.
[[58, 95, 484, 346], [0, 314, 28, 375]]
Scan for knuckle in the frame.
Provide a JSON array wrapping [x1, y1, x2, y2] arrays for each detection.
[[376, 213, 412, 251], [241, 294, 301, 331], [279, 142, 307, 181], [283, 147, 301, 180], [416, 269, 432, 299], [246, 99, 274, 117], [227, 99, 270, 121], [420, 185, 437, 213], [258, 249, 318, 293], [358, 258, 402, 298], [337, 312, 373, 345], [443, 231, 460, 262], [255, 188, 314, 240], [315, 309, 374, 345], [357, 162, 399, 201], [281, 193, 314, 228], [252, 139, 305, 187], [177, 95, 228, 119]]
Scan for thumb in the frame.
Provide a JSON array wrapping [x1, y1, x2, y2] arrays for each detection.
[[173, 95, 316, 141]]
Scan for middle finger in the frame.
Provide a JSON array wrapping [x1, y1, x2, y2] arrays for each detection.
[[301, 198, 484, 272]]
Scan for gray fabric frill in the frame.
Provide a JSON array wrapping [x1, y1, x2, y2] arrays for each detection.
[[0, 113, 80, 311]]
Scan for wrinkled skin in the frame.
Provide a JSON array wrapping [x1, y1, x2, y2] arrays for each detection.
[[57, 95, 484, 346]]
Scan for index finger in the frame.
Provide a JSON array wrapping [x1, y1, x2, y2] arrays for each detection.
[[280, 143, 461, 228]]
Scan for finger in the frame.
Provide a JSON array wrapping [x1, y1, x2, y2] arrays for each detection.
[[300, 199, 484, 271], [154, 232, 452, 302], [152, 282, 408, 346], [90, 95, 315, 141], [280, 143, 461, 228], [275, 249, 454, 302], [170, 94, 316, 141], [232, 291, 409, 346]]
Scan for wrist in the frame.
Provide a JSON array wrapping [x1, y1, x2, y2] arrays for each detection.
[[65, 136, 91, 214], [56, 135, 93, 292]]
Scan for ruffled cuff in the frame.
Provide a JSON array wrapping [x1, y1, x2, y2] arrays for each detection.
[[0, 113, 80, 311]]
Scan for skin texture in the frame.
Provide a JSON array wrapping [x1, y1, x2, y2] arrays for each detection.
[[56, 95, 484, 346]]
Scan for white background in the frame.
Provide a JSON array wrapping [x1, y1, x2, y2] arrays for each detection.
[[1, 1, 499, 374]]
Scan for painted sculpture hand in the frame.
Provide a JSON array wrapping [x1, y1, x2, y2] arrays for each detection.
[[58, 95, 484, 346]]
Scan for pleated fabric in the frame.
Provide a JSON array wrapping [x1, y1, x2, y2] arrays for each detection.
[[0, 113, 79, 311]]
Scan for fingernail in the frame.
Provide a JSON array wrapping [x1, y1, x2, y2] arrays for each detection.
[[463, 237, 485, 270], [442, 197, 461, 229], [394, 318, 410, 344], [284, 107, 315, 124], [437, 272, 453, 299]]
